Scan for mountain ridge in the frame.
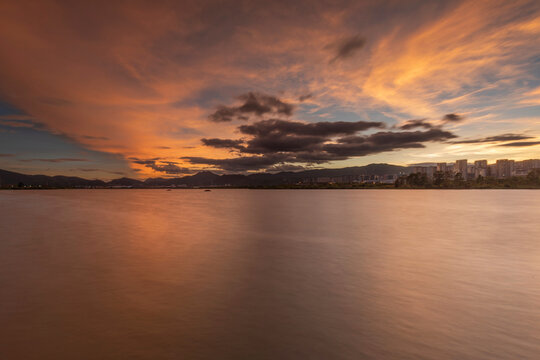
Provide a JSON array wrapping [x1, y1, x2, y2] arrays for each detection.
[[0, 164, 409, 188]]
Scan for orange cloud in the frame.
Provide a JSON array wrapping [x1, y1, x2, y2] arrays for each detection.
[[0, 0, 539, 177]]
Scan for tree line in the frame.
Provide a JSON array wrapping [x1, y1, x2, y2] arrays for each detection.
[[395, 169, 540, 188]]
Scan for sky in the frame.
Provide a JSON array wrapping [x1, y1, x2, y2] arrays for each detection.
[[1, 0, 539, 179]]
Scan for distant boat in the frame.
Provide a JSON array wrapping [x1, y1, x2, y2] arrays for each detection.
[[204, 189, 211, 192], [166, 189, 172, 191]]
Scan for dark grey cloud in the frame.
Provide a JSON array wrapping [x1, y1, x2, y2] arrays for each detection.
[[324, 129, 456, 157], [238, 119, 384, 137], [330, 35, 366, 62], [201, 138, 245, 150], [209, 92, 294, 122], [183, 154, 290, 171], [184, 119, 457, 171], [154, 146, 171, 149], [236, 119, 385, 154], [336, 129, 456, 145], [209, 107, 246, 122], [442, 113, 464, 122], [238, 92, 293, 116], [149, 162, 192, 174], [243, 134, 326, 154], [129, 157, 161, 165], [130, 157, 191, 174], [497, 141, 540, 147], [452, 133, 534, 144], [298, 93, 313, 102], [398, 119, 433, 130]]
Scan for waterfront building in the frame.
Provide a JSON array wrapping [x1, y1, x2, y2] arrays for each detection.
[[437, 163, 448, 172], [474, 160, 488, 168], [495, 159, 515, 179], [455, 159, 468, 179], [473, 160, 488, 179]]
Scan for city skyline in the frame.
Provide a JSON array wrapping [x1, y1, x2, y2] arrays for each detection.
[[1, 1, 540, 179]]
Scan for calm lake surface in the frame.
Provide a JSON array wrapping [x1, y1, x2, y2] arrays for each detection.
[[1, 189, 540, 359]]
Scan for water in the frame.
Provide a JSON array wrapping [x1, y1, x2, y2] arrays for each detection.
[[1, 189, 540, 359]]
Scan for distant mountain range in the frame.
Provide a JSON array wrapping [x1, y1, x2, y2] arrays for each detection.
[[0, 164, 409, 188]]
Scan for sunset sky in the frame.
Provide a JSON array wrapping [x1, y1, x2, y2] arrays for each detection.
[[1, 0, 539, 179]]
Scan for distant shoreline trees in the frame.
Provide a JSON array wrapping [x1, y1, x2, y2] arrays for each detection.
[[395, 169, 540, 189]]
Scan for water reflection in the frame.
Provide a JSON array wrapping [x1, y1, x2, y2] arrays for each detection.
[[1, 189, 540, 359]]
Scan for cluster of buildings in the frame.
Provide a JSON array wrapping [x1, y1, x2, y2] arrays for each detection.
[[301, 174, 400, 185], [411, 159, 540, 180], [301, 158, 540, 185]]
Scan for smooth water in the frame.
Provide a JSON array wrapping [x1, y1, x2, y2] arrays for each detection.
[[1, 189, 540, 359]]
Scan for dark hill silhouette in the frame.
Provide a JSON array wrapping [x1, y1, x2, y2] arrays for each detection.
[[0, 169, 106, 187], [0, 164, 409, 188], [107, 177, 144, 187]]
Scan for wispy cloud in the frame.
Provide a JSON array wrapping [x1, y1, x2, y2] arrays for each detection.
[[19, 158, 89, 163], [452, 133, 534, 144], [497, 141, 540, 147]]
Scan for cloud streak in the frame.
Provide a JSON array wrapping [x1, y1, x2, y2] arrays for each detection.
[[452, 133, 534, 144], [398, 119, 434, 130], [497, 141, 540, 147]]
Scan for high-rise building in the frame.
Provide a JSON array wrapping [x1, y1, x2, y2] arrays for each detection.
[[495, 159, 515, 178], [488, 164, 497, 177], [437, 163, 448, 172], [455, 159, 468, 179], [425, 166, 436, 180], [473, 160, 488, 178], [520, 159, 540, 171], [474, 160, 488, 168], [411, 166, 437, 180], [514, 159, 540, 176]]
